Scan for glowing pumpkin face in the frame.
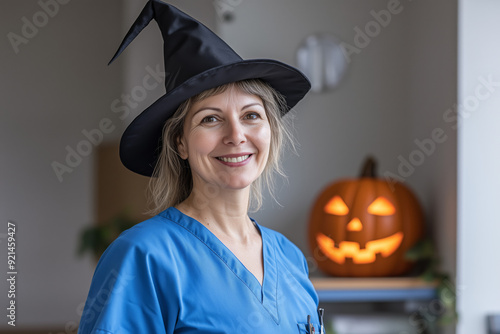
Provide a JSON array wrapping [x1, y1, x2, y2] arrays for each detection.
[[308, 158, 425, 277]]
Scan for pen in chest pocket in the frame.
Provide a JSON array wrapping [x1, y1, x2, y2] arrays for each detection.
[[318, 308, 324, 334], [307, 314, 315, 333]]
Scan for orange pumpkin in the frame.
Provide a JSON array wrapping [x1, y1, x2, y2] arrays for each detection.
[[308, 157, 425, 277]]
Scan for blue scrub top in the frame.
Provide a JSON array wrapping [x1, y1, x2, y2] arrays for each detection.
[[78, 207, 320, 333]]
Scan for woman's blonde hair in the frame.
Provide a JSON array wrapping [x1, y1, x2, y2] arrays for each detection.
[[147, 79, 295, 215]]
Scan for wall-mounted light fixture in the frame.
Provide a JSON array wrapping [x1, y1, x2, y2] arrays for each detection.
[[296, 33, 348, 93]]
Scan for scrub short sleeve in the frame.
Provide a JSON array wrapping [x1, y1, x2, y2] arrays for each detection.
[[77, 236, 172, 334]]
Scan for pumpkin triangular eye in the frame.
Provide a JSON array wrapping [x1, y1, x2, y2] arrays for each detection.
[[367, 196, 395, 216], [324, 196, 349, 215]]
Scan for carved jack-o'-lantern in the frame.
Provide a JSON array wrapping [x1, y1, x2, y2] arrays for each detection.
[[308, 157, 425, 277]]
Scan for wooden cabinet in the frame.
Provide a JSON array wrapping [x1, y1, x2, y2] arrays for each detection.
[[95, 142, 150, 223]]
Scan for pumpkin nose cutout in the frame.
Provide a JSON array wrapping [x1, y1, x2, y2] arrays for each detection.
[[347, 218, 363, 231]]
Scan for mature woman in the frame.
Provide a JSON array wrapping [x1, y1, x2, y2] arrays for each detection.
[[78, 1, 322, 333]]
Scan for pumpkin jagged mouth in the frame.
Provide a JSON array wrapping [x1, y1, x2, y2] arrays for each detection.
[[316, 232, 404, 264]]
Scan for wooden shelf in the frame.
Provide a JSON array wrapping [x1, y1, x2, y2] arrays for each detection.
[[311, 277, 438, 302]]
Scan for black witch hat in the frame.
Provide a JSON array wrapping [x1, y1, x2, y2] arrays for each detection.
[[111, 0, 311, 176]]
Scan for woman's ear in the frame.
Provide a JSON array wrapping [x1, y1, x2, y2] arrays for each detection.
[[177, 136, 188, 160]]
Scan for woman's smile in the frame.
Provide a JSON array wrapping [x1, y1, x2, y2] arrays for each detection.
[[216, 153, 252, 165]]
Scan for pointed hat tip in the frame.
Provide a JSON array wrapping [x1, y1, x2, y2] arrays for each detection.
[[108, 0, 155, 65]]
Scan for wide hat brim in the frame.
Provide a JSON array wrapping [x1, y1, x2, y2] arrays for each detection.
[[120, 59, 310, 177]]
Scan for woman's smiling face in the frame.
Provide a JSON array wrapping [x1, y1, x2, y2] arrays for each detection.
[[178, 85, 271, 193]]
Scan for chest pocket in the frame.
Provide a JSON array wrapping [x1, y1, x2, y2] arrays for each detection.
[[297, 322, 321, 334]]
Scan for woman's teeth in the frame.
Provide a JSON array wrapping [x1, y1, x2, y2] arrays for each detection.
[[217, 155, 250, 163]]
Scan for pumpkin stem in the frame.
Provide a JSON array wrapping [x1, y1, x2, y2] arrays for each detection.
[[360, 156, 377, 178]]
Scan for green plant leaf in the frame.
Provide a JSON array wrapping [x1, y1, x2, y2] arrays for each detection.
[[77, 211, 138, 259], [405, 238, 435, 261]]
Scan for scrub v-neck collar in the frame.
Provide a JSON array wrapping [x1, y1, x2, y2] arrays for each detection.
[[164, 207, 280, 324]]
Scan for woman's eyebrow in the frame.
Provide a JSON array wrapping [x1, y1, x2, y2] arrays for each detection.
[[192, 107, 222, 118], [192, 102, 264, 117], [242, 102, 264, 110]]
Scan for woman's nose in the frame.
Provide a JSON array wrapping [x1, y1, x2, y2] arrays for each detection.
[[223, 119, 246, 145]]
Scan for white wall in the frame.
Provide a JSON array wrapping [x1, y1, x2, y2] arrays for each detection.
[[457, 0, 500, 333], [405, 0, 458, 289], [405, 3, 458, 333], [0, 0, 123, 328]]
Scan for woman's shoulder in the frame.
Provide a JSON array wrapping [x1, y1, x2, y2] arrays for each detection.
[[123, 206, 190, 235], [100, 207, 187, 257]]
